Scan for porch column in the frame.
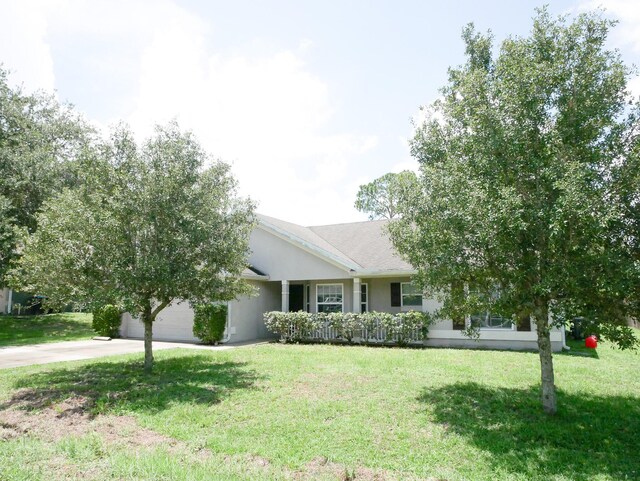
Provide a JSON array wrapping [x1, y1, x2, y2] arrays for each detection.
[[281, 280, 289, 312], [352, 277, 361, 313]]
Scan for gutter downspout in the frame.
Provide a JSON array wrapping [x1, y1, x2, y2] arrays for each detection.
[[221, 301, 232, 343]]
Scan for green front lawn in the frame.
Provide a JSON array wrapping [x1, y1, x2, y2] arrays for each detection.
[[0, 339, 638, 480], [0, 312, 94, 347]]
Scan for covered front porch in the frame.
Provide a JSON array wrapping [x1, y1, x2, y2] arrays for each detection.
[[277, 276, 419, 315]]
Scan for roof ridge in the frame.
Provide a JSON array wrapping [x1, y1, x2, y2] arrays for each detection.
[[308, 218, 389, 229]]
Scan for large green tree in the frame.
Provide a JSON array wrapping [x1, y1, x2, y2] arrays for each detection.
[[12, 123, 256, 372], [0, 67, 92, 280], [354, 171, 418, 220], [390, 9, 639, 414]]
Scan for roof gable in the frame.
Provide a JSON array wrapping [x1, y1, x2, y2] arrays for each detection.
[[256, 214, 413, 275]]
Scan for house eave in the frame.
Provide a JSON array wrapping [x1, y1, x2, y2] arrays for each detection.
[[241, 273, 270, 281], [350, 269, 417, 278]]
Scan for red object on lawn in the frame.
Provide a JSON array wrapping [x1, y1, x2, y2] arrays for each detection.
[[585, 335, 598, 349]]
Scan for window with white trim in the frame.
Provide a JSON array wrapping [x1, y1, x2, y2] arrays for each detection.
[[361, 283, 368, 312], [469, 312, 514, 329], [316, 284, 343, 313], [468, 287, 514, 329], [401, 282, 422, 308]]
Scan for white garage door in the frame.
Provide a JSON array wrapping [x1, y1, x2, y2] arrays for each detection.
[[122, 301, 199, 342]]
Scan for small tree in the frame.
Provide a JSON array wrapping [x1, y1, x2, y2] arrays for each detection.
[[354, 171, 418, 220], [391, 9, 639, 413], [12, 122, 256, 372]]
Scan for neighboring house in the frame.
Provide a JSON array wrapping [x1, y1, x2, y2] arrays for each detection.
[[0, 287, 11, 314], [120, 214, 567, 351]]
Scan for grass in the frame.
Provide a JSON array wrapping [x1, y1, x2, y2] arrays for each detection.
[[0, 312, 94, 347], [0, 338, 638, 480]]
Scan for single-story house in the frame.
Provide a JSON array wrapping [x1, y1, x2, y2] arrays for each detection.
[[120, 214, 567, 351]]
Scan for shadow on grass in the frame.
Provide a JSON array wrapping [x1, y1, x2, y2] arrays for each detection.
[[418, 382, 639, 480], [1, 353, 260, 415]]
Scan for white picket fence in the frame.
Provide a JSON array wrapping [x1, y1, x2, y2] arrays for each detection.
[[285, 320, 426, 345]]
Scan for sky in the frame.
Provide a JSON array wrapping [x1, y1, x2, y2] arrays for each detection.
[[1, 0, 639, 226]]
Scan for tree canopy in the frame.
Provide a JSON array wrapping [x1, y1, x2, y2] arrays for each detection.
[[0, 67, 92, 281], [12, 122, 256, 372], [354, 170, 418, 220], [390, 8, 639, 413]]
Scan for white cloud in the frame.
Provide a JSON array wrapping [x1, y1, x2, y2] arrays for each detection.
[[0, 0, 377, 225], [576, 0, 640, 96], [628, 75, 640, 98], [122, 10, 376, 225], [0, 0, 57, 92], [581, 0, 640, 52]]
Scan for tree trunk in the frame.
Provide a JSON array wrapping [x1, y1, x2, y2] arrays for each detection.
[[142, 303, 154, 374], [535, 304, 557, 414], [141, 298, 172, 374]]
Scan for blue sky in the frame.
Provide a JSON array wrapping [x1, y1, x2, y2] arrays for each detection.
[[1, 0, 638, 225]]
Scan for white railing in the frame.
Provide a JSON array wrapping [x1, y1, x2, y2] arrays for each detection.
[[285, 320, 426, 345]]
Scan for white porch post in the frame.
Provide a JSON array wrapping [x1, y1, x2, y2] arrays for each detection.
[[353, 277, 361, 313], [281, 280, 290, 312]]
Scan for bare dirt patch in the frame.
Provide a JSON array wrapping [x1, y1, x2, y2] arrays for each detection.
[[0, 390, 178, 451], [292, 456, 392, 481], [290, 373, 377, 401]]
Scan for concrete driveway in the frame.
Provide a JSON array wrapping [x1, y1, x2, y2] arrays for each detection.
[[0, 339, 236, 369]]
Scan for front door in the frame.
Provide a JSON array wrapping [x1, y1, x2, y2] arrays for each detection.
[[289, 284, 304, 312]]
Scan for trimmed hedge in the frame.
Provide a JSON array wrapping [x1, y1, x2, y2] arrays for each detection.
[[264, 310, 431, 346], [193, 303, 228, 344], [92, 304, 122, 337]]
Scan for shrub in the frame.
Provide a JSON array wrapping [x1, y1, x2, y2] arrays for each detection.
[[264, 310, 432, 345], [92, 304, 122, 337], [264, 310, 317, 342], [329, 311, 360, 342], [360, 311, 393, 343], [193, 303, 228, 344], [390, 310, 432, 346], [264, 311, 292, 341]]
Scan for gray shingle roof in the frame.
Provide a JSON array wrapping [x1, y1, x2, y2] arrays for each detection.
[[257, 214, 413, 273], [309, 220, 413, 271]]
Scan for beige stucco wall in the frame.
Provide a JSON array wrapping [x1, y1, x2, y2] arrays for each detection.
[[120, 301, 199, 342], [425, 329, 563, 352], [228, 280, 280, 341], [249, 228, 350, 281], [363, 276, 413, 314], [417, 290, 563, 350], [120, 280, 279, 343]]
